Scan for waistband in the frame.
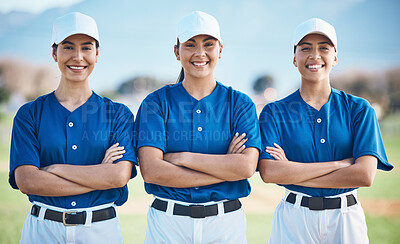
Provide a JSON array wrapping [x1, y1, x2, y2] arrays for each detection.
[[284, 189, 358, 212], [30, 202, 116, 226], [151, 197, 241, 218]]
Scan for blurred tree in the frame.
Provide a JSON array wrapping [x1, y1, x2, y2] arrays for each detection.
[[386, 68, 400, 112], [252, 74, 274, 95], [0, 69, 11, 103], [0, 58, 57, 103], [117, 76, 164, 95], [332, 69, 390, 117]]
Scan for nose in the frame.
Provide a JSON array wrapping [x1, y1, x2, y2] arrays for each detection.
[[310, 48, 321, 59], [72, 49, 83, 61], [195, 46, 206, 57]]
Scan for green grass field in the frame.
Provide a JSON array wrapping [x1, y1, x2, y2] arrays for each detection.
[[0, 114, 399, 243]]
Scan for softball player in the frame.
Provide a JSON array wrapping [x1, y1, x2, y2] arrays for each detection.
[[258, 18, 393, 244], [9, 12, 137, 243], [135, 11, 261, 243]]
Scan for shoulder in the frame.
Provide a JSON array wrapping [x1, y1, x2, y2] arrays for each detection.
[[15, 92, 53, 118], [331, 88, 373, 113], [93, 92, 134, 119], [217, 82, 254, 104], [261, 90, 299, 113]]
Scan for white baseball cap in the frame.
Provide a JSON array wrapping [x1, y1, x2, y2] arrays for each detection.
[[293, 18, 337, 51], [177, 11, 222, 44], [52, 12, 99, 46]]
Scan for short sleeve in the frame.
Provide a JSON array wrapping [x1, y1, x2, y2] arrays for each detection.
[[134, 94, 167, 153], [110, 105, 138, 178], [232, 96, 261, 151], [259, 104, 281, 160], [9, 104, 40, 189], [352, 102, 393, 171]]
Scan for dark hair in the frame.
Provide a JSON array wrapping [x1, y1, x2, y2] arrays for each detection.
[[176, 38, 184, 83]]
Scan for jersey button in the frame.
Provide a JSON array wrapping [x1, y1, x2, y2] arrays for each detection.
[[71, 201, 76, 207], [68, 122, 74, 127], [197, 127, 203, 132], [72, 145, 77, 150], [320, 138, 326, 144], [317, 118, 322, 123], [196, 109, 201, 114]]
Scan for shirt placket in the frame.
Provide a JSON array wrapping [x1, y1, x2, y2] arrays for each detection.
[[65, 113, 79, 208]]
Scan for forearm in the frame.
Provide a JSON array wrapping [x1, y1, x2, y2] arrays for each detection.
[[44, 161, 133, 190], [296, 156, 378, 188], [15, 165, 94, 196], [166, 148, 259, 181], [140, 158, 224, 188], [258, 159, 349, 184]]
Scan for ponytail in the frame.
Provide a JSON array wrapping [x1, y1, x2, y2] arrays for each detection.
[[176, 38, 184, 83]]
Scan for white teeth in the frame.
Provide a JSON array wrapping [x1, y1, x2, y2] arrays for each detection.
[[193, 62, 207, 66], [69, 66, 84, 70], [308, 65, 323, 69]]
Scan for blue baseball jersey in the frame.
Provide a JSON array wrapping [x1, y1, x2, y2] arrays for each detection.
[[135, 81, 261, 203], [9, 92, 138, 208], [259, 88, 393, 197]]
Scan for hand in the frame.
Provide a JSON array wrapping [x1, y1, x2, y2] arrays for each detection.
[[227, 132, 248, 154], [101, 143, 125, 164], [265, 143, 288, 161]]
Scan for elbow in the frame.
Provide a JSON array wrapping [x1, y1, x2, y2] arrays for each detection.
[[16, 177, 35, 195], [258, 162, 275, 184], [359, 173, 375, 187], [139, 162, 157, 184], [240, 164, 256, 179], [108, 162, 132, 188]]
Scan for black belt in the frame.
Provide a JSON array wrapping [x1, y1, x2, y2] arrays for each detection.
[[151, 198, 241, 218], [31, 205, 116, 226], [286, 193, 357, 211]]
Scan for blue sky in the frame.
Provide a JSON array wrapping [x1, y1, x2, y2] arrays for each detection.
[[0, 0, 83, 13], [0, 0, 399, 99]]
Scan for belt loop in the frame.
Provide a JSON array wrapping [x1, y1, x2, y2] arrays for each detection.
[[340, 195, 348, 214], [217, 202, 224, 217], [166, 201, 174, 216], [84, 210, 93, 227], [294, 194, 302, 209], [38, 206, 47, 221]]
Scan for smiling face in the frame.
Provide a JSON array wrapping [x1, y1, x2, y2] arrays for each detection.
[[52, 34, 99, 84], [174, 34, 222, 82], [293, 34, 337, 84]]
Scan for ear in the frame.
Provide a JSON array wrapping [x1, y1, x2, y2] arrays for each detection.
[[218, 43, 223, 59], [95, 48, 99, 63], [332, 54, 338, 67], [174, 45, 180, 61], [293, 56, 297, 67], [52, 47, 57, 62]]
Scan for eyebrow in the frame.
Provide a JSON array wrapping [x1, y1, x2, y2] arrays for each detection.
[[298, 41, 332, 46], [61, 41, 94, 45], [187, 37, 217, 43]]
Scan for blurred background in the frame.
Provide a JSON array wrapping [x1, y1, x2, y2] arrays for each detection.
[[0, 0, 399, 243]]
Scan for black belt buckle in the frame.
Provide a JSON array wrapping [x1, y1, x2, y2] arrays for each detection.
[[190, 205, 206, 218], [308, 197, 324, 211]]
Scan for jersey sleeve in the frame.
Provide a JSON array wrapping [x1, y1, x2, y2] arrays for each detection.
[[134, 93, 167, 153], [9, 103, 40, 189], [232, 95, 261, 152], [352, 101, 393, 171], [259, 104, 281, 160], [110, 105, 138, 178]]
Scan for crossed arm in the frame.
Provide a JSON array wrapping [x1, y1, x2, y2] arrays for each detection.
[[15, 143, 133, 196], [259, 143, 377, 188], [139, 133, 259, 188]]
